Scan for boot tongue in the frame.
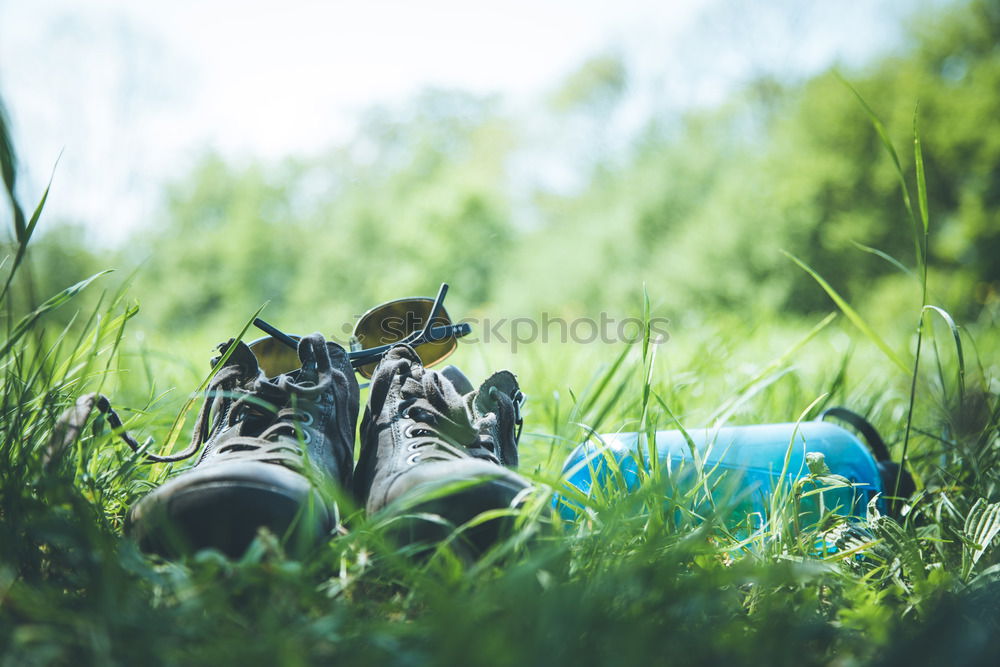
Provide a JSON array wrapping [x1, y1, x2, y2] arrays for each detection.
[[283, 333, 337, 392], [296, 333, 323, 381], [438, 364, 519, 415], [439, 365, 519, 420], [213, 340, 261, 379], [463, 369, 521, 468], [472, 370, 519, 419], [440, 365, 474, 395]]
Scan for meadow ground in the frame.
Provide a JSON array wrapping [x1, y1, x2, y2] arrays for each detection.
[[3, 25, 1000, 660], [2, 278, 998, 665]]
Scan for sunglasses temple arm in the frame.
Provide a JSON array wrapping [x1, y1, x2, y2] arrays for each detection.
[[253, 317, 299, 351], [252, 315, 471, 365], [416, 282, 449, 344], [348, 322, 471, 367], [253, 287, 446, 354], [387, 282, 449, 350], [253, 285, 465, 365], [348, 323, 461, 365]]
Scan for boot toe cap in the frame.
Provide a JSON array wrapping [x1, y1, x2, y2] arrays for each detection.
[[375, 459, 533, 554], [128, 461, 332, 558]]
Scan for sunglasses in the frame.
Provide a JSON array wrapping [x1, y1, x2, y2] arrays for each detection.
[[248, 283, 472, 379]]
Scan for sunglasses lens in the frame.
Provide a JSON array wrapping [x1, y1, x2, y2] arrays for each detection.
[[353, 298, 457, 378], [247, 335, 301, 378]]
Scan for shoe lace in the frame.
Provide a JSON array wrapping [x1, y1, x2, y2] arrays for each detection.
[[72, 364, 260, 464], [200, 368, 334, 472], [74, 341, 335, 468], [481, 384, 524, 467], [202, 405, 313, 472], [396, 364, 520, 467]]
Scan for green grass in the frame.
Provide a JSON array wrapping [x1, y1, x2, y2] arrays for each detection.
[[3, 102, 1000, 665]]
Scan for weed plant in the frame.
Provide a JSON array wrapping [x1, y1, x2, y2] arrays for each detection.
[[1, 93, 999, 666]]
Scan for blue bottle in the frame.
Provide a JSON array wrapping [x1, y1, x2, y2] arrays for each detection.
[[556, 409, 911, 527]]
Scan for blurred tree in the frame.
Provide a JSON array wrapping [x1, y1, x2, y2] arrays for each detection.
[[121, 0, 999, 337], [129, 154, 303, 333], [548, 53, 627, 116], [2, 222, 109, 325], [764, 0, 1000, 316], [130, 90, 516, 336], [507, 0, 1000, 321]]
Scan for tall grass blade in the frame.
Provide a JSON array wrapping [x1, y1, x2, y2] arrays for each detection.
[[157, 304, 267, 459], [0, 99, 26, 241], [0, 158, 60, 304], [579, 375, 632, 441], [838, 75, 923, 268], [570, 341, 631, 428], [767, 393, 828, 542], [0, 270, 111, 360], [898, 109, 933, 508], [652, 390, 703, 469], [849, 240, 916, 281], [783, 251, 909, 374], [922, 305, 965, 401], [913, 109, 929, 236], [708, 312, 836, 425]]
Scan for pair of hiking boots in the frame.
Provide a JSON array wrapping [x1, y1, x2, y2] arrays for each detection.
[[127, 334, 530, 558]]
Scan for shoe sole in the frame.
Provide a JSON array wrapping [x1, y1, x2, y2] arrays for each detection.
[[378, 468, 532, 557], [128, 463, 332, 558]]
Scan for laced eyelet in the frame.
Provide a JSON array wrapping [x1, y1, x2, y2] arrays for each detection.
[[406, 452, 421, 465], [247, 406, 268, 418], [407, 441, 422, 451], [404, 425, 434, 438], [300, 430, 312, 444], [299, 412, 314, 427]]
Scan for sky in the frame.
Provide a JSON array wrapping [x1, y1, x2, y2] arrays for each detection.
[[0, 0, 924, 245]]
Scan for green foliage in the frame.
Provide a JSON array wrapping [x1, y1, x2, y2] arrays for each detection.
[[102, 1, 1000, 337], [128, 91, 516, 341], [548, 53, 628, 115], [3, 1, 1000, 664], [506, 0, 1000, 321]]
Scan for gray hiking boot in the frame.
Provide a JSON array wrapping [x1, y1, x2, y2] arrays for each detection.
[[354, 344, 530, 555], [128, 333, 359, 557]]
